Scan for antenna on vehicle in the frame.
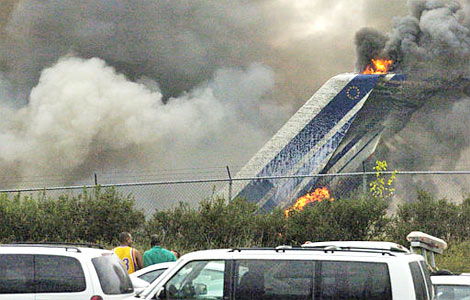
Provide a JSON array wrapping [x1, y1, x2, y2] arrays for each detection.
[[406, 231, 447, 270]]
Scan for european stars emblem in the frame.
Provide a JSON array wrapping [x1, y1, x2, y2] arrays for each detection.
[[346, 86, 360, 100]]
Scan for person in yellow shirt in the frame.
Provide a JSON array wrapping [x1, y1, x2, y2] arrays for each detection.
[[113, 232, 144, 274]]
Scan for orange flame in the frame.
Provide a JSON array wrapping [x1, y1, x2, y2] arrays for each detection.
[[284, 187, 334, 217], [362, 58, 393, 74]]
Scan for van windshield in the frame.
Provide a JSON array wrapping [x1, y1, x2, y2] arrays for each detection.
[[92, 256, 134, 295]]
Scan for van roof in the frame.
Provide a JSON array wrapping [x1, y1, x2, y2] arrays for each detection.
[[178, 245, 420, 262], [302, 241, 411, 253]]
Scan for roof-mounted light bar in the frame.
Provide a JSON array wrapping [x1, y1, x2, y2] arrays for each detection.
[[406, 231, 447, 254], [406, 231, 447, 270]]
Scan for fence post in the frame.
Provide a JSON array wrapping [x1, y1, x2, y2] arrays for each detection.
[[362, 162, 367, 196], [226, 166, 232, 201], [94, 173, 98, 186]]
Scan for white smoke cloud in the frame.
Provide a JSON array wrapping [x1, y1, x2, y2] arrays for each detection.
[[0, 56, 276, 186]]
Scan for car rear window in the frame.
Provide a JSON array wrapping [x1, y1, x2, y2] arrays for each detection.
[[35, 255, 86, 293], [92, 255, 134, 295], [0, 254, 34, 294]]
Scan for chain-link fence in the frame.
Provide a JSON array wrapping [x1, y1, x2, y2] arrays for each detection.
[[1, 171, 470, 217]]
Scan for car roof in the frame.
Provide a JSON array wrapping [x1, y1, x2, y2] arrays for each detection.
[[0, 243, 113, 257], [432, 275, 470, 286], [132, 262, 176, 277]]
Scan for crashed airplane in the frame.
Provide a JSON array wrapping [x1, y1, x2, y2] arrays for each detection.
[[220, 72, 406, 212]]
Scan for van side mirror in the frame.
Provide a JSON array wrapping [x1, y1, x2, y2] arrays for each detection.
[[154, 287, 167, 299]]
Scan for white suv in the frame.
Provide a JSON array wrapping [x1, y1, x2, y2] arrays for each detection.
[[129, 241, 433, 300], [0, 243, 136, 300]]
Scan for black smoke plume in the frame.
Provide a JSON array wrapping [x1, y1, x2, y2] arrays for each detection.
[[355, 0, 470, 201]]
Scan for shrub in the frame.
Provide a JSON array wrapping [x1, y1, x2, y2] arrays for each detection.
[[455, 198, 470, 242], [387, 189, 460, 245], [436, 241, 470, 273], [0, 187, 145, 245], [145, 201, 200, 252], [145, 197, 271, 252], [283, 196, 389, 244], [78, 187, 145, 243]]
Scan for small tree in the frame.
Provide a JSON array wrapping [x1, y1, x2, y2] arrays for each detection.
[[369, 160, 397, 199]]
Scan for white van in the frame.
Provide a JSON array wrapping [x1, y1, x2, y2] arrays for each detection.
[[127, 241, 434, 300], [0, 243, 135, 300]]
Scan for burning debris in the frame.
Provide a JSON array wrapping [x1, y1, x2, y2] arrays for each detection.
[[284, 187, 333, 217], [362, 58, 394, 74]]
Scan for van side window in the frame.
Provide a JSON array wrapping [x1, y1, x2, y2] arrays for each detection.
[[235, 260, 313, 300], [163, 260, 225, 300], [234, 260, 391, 300], [409, 261, 430, 300], [316, 261, 392, 300], [0, 254, 34, 294], [35, 255, 86, 293]]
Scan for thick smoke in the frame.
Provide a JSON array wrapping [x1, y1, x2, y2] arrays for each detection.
[[356, 0, 470, 75], [355, 28, 388, 71], [355, 0, 470, 202], [0, 56, 278, 187], [2, 1, 273, 102], [0, 0, 409, 189], [4, 0, 470, 208]]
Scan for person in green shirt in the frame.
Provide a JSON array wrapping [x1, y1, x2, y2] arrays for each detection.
[[143, 234, 177, 267]]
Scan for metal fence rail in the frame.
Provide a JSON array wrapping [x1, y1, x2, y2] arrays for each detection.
[[1, 170, 470, 216]]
